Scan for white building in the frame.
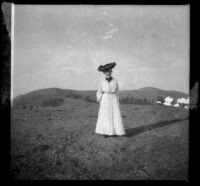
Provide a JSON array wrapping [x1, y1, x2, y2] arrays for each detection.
[[163, 102, 171, 106], [163, 96, 173, 106], [174, 103, 180, 107], [177, 97, 190, 105]]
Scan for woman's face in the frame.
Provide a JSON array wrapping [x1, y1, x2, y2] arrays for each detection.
[[104, 70, 112, 78]]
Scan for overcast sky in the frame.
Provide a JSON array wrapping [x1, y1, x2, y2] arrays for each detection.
[[12, 5, 189, 98]]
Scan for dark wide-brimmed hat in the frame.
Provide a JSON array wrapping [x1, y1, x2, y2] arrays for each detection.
[[98, 62, 116, 72]]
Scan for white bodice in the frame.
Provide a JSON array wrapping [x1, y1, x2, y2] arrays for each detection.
[[96, 77, 119, 102]]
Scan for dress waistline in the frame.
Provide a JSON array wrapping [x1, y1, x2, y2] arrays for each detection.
[[103, 92, 116, 94]]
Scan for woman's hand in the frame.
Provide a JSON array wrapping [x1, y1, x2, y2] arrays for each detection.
[[101, 90, 116, 94]]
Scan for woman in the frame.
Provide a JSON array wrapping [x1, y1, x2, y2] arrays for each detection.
[[95, 62, 126, 137]]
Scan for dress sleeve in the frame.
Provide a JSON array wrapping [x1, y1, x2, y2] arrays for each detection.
[[116, 81, 119, 93], [96, 80, 103, 102], [115, 81, 119, 96]]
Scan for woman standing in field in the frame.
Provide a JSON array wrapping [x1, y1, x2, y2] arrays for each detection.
[[95, 62, 126, 138]]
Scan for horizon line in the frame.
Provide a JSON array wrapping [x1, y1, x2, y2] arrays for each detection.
[[13, 86, 189, 99]]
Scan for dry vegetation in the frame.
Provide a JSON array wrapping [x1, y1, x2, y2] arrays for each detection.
[[11, 97, 189, 180]]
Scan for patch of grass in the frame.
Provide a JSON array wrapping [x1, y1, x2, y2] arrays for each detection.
[[84, 96, 97, 103], [146, 110, 157, 114], [65, 93, 83, 99], [11, 100, 189, 180], [42, 98, 64, 107], [87, 115, 97, 118]]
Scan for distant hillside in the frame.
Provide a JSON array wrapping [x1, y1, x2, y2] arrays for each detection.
[[119, 87, 188, 100], [13, 87, 189, 107], [13, 88, 96, 107]]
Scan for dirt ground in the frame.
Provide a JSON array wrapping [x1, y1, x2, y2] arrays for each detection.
[[11, 98, 189, 180]]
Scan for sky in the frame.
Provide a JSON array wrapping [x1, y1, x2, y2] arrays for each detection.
[[12, 5, 189, 98]]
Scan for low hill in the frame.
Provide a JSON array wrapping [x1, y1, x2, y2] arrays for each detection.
[[13, 87, 189, 107], [13, 88, 96, 107], [119, 87, 188, 100]]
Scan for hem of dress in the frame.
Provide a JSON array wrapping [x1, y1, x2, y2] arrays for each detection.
[[95, 132, 126, 136]]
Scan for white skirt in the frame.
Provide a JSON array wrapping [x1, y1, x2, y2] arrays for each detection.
[[95, 92, 126, 136]]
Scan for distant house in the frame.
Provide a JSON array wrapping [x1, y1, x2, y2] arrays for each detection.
[[177, 97, 189, 105], [163, 102, 171, 106], [173, 103, 180, 107], [156, 96, 164, 105], [163, 96, 173, 106], [156, 101, 162, 104], [156, 96, 190, 109], [177, 97, 190, 109]]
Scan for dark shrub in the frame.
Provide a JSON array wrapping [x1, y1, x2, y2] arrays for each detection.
[[42, 98, 64, 107], [84, 96, 90, 102], [84, 96, 96, 103], [156, 96, 164, 104], [65, 92, 83, 99]]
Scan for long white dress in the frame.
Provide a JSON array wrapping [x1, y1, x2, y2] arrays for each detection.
[[95, 77, 126, 136]]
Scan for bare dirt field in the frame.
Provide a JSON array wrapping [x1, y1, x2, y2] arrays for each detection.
[[11, 98, 189, 180]]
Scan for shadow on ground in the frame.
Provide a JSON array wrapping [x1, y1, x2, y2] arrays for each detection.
[[125, 117, 189, 137]]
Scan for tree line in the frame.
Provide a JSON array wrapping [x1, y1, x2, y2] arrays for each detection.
[[13, 94, 161, 110], [119, 96, 155, 105], [84, 95, 155, 105]]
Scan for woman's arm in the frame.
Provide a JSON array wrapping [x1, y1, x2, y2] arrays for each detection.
[[116, 81, 119, 93], [96, 81, 103, 103], [114, 81, 120, 96]]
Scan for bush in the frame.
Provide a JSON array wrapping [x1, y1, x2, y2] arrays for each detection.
[[156, 96, 164, 104], [42, 98, 64, 107], [65, 92, 83, 99], [84, 96, 96, 103], [84, 96, 90, 102]]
